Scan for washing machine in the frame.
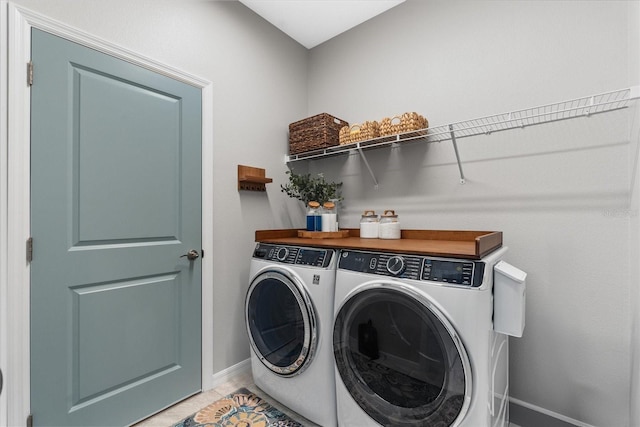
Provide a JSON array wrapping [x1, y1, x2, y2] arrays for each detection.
[[246, 243, 338, 427], [333, 247, 510, 427]]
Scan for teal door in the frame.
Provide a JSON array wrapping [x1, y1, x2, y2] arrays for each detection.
[[30, 29, 202, 426]]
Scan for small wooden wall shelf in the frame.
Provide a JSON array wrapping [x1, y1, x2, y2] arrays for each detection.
[[238, 165, 273, 192]]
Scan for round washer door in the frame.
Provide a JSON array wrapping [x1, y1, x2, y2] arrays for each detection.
[[246, 270, 317, 376], [333, 285, 472, 426]]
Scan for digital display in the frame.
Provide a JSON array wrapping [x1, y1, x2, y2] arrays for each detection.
[[351, 255, 368, 270], [339, 252, 375, 272], [428, 260, 467, 283], [423, 260, 473, 285], [298, 250, 323, 265]]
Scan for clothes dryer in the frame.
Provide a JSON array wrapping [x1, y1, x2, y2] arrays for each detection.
[[246, 243, 337, 427], [333, 247, 510, 427]]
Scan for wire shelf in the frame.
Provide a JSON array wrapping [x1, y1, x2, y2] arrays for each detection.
[[285, 86, 639, 183], [429, 86, 635, 143]]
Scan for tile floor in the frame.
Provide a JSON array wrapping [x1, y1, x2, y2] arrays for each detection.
[[133, 369, 520, 427]]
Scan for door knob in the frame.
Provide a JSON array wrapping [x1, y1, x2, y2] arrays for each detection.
[[180, 249, 200, 261]]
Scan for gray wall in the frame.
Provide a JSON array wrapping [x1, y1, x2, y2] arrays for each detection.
[[306, 1, 638, 426], [630, 2, 640, 426], [10, 0, 309, 373]]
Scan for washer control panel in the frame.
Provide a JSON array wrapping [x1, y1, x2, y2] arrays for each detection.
[[253, 243, 333, 268], [339, 249, 485, 287]]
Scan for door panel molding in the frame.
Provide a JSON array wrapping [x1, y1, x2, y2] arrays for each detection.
[[1, 4, 214, 425], [70, 273, 181, 407]]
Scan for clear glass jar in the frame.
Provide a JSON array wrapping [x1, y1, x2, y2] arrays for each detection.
[[306, 201, 322, 231], [359, 210, 379, 238], [379, 210, 401, 239], [321, 201, 337, 232], [330, 198, 341, 230]]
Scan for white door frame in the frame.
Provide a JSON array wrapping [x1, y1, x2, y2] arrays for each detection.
[[0, 3, 215, 425]]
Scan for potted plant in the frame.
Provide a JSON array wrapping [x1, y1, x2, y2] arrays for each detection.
[[280, 170, 343, 205]]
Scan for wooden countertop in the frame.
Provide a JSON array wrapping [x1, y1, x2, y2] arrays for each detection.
[[255, 229, 502, 259]]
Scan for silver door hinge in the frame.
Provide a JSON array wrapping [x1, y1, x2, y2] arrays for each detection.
[[26, 237, 33, 263], [26, 414, 33, 427], [27, 61, 33, 86]]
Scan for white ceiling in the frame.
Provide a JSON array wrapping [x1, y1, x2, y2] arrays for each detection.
[[238, 0, 406, 49]]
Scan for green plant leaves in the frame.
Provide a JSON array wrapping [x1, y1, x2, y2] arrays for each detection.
[[280, 170, 343, 205]]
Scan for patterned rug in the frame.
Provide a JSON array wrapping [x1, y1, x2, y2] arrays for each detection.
[[173, 387, 304, 427]]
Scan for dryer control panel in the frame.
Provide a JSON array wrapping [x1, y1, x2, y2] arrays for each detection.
[[253, 243, 333, 268], [339, 250, 485, 287]]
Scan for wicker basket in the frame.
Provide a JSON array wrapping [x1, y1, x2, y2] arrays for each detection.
[[289, 113, 348, 155], [379, 112, 429, 137], [339, 121, 380, 145]]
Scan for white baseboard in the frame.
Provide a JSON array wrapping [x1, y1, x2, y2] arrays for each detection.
[[208, 359, 252, 390], [510, 397, 596, 427]]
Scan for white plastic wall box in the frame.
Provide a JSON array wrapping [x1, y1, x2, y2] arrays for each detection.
[[493, 260, 527, 337]]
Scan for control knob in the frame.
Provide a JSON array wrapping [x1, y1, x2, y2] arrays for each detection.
[[276, 247, 289, 262], [386, 256, 406, 276]]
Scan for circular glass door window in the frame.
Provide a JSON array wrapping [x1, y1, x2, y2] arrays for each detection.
[[246, 271, 316, 376], [333, 286, 471, 426]]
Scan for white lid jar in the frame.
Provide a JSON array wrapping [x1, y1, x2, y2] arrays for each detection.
[[379, 210, 401, 239], [321, 201, 337, 232], [359, 210, 379, 238]]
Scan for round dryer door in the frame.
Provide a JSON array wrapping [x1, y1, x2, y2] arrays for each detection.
[[333, 286, 472, 426], [246, 270, 317, 376]]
